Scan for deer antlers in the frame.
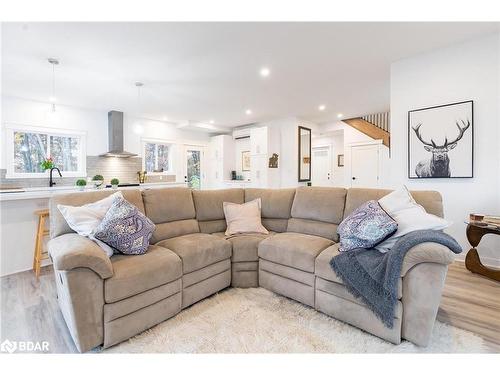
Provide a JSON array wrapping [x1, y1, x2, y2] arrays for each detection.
[[412, 123, 435, 147], [446, 119, 470, 146], [412, 120, 470, 148]]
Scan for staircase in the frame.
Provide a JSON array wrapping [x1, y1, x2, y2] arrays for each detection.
[[342, 111, 390, 147]]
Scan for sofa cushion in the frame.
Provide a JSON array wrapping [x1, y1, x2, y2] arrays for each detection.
[[213, 232, 275, 262], [291, 187, 347, 224], [156, 233, 232, 273], [258, 232, 333, 273], [105, 245, 182, 303], [193, 189, 244, 221], [315, 243, 402, 298], [244, 188, 295, 219], [344, 188, 444, 219], [142, 187, 196, 224]]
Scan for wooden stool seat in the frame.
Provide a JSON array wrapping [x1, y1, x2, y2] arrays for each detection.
[[33, 209, 50, 278]]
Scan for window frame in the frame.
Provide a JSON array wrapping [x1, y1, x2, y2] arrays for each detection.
[[141, 138, 174, 175], [4, 124, 87, 179]]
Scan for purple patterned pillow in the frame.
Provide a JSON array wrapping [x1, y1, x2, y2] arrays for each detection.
[[93, 196, 155, 255], [337, 200, 397, 252]]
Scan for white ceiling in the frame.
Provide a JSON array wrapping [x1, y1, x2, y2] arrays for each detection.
[[2, 22, 498, 130]]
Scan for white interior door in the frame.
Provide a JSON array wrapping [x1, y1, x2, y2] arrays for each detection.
[[312, 146, 332, 186], [183, 145, 206, 189], [350, 144, 379, 188]]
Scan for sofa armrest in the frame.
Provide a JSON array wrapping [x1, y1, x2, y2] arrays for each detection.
[[401, 242, 456, 277], [48, 233, 113, 279]]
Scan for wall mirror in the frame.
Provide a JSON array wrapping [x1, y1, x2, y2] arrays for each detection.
[[298, 126, 311, 182]]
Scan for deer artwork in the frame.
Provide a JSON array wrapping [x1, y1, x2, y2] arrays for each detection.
[[412, 119, 471, 178]]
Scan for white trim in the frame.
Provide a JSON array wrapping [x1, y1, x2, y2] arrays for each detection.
[[4, 123, 87, 179]]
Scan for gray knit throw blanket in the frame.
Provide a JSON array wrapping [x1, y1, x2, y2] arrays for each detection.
[[330, 230, 462, 328]]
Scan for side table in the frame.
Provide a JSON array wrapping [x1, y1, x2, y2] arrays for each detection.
[[465, 221, 500, 281]]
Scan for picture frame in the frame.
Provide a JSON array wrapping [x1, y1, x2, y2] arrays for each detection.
[[408, 100, 473, 179], [337, 154, 344, 167], [241, 151, 251, 171]]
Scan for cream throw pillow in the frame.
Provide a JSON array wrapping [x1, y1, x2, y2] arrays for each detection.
[[375, 186, 451, 253], [223, 198, 269, 236], [57, 191, 123, 257]]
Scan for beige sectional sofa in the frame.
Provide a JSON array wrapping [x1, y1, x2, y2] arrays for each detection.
[[48, 186, 457, 352]]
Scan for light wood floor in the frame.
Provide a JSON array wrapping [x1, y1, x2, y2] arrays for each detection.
[[1, 261, 499, 353], [438, 261, 500, 352]]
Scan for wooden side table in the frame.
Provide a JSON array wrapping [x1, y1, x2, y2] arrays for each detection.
[[33, 209, 50, 278], [465, 221, 500, 281]]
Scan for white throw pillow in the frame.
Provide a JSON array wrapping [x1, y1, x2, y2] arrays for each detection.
[[375, 186, 451, 253], [57, 191, 123, 257], [223, 198, 269, 236]]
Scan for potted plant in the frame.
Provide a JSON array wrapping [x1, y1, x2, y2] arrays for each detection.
[[110, 178, 119, 189], [76, 179, 87, 191], [92, 174, 104, 189], [40, 157, 54, 171]]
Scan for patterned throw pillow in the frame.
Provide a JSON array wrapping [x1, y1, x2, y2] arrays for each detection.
[[337, 200, 397, 252], [93, 196, 155, 255]]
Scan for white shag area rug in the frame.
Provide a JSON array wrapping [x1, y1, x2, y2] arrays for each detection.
[[104, 287, 485, 353]]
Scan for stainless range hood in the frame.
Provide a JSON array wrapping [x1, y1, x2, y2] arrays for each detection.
[[99, 110, 138, 157]]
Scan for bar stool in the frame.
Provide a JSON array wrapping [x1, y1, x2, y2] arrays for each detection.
[[33, 209, 50, 278]]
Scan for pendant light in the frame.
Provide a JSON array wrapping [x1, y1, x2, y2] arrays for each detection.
[[134, 82, 144, 134], [48, 58, 59, 112]]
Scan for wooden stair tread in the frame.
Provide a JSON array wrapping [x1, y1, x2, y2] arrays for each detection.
[[343, 118, 390, 147]]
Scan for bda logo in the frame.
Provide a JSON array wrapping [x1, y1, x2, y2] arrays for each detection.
[[1, 339, 17, 353]]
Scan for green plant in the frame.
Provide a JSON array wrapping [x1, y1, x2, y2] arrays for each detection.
[[92, 174, 104, 181], [40, 157, 54, 171], [76, 179, 87, 187], [110, 178, 119, 186]]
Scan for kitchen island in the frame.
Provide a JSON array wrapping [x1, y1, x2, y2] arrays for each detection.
[[0, 182, 187, 276]]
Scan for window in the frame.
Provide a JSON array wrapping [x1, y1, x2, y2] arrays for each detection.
[[5, 125, 86, 178], [143, 141, 172, 173]]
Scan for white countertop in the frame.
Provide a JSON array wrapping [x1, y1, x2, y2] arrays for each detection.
[[0, 182, 187, 202], [224, 180, 251, 183]]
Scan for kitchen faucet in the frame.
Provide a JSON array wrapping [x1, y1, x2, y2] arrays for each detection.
[[49, 167, 62, 187]]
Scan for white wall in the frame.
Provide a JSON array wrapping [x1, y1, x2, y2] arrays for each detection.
[[1, 96, 210, 182], [390, 32, 500, 267], [319, 121, 390, 187], [1, 96, 108, 167]]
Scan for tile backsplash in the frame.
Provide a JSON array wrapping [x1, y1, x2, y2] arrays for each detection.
[[0, 156, 176, 188]]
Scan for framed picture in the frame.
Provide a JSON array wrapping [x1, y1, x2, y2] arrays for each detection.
[[337, 154, 344, 167], [408, 100, 473, 179], [241, 151, 251, 171]]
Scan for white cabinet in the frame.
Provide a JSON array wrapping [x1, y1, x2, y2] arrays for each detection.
[[249, 126, 280, 188], [207, 135, 235, 189], [250, 127, 268, 155]]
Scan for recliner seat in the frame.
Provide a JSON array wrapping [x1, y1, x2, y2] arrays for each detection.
[[48, 186, 457, 352]]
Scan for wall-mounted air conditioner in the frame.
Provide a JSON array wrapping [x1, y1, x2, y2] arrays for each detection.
[[232, 127, 251, 140]]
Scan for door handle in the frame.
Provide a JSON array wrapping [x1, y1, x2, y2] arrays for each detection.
[[352, 177, 356, 180]]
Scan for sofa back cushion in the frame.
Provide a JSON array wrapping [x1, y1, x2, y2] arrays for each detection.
[[287, 187, 347, 240], [192, 189, 244, 233], [142, 187, 199, 242], [50, 189, 145, 238], [245, 188, 295, 232], [344, 188, 444, 219]]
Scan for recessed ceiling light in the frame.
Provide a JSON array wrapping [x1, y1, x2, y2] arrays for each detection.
[[318, 105, 326, 111], [337, 113, 343, 118], [260, 67, 270, 77], [209, 120, 215, 124], [162, 116, 168, 121], [245, 109, 252, 115]]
